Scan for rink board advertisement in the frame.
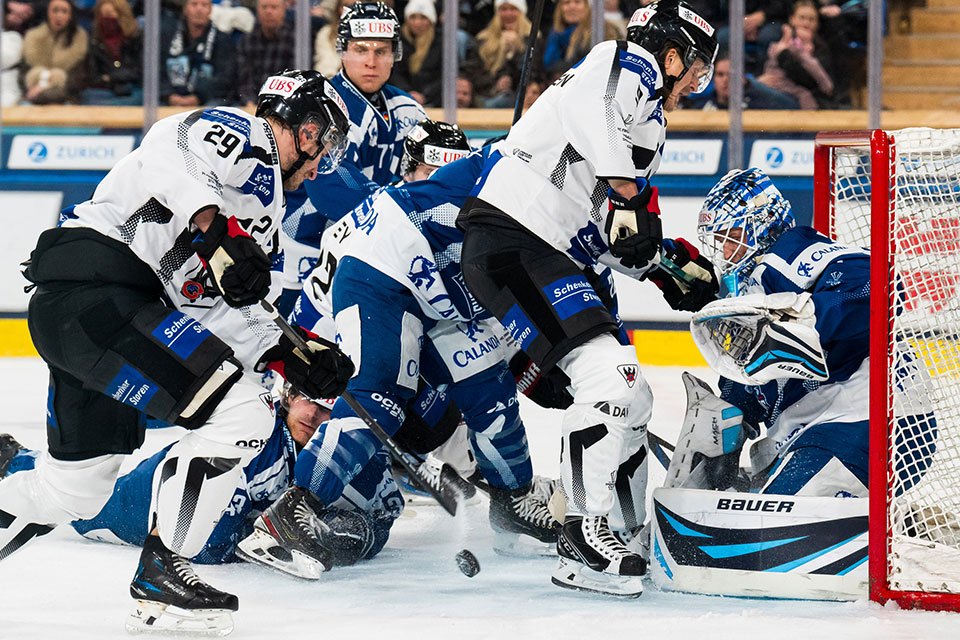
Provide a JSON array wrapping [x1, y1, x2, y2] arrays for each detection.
[[0, 131, 817, 359], [650, 487, 869, 601]]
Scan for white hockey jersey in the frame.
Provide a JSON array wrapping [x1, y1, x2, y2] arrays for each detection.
[[61, 107, 284, 368], [472, 39, 666, 276]]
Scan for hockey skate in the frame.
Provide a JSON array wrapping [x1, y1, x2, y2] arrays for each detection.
[[488, 477, 560, 557], [126, 535, 238, 636], [0, 433, 24, 479], [237, 486, 356, 579], [552, 515, 646, 598]]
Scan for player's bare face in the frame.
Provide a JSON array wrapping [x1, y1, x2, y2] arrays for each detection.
[[720, 227, 748, 264], [342, 40, 394, 94], [665, 57, 708, 112], [285, 392, 331, 447], [281, 122, 328, 190], [407, 163, 440, 183]]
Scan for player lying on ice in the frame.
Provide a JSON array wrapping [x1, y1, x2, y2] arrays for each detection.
[[650, 168, 938, 600], [237, 121, 577, 578], [0, 381, 404, 566], [0, 68, 357, 635]]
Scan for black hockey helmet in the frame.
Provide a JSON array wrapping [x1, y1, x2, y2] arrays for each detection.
[[257, 69, 351, 179], [336, 1, 403, 62], [626, 0, 718, 96], [400, 119, 472, 179]]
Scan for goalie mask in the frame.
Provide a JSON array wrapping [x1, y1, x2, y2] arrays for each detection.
[[400, 119, 472, 180], [697, 168, 795, 296]]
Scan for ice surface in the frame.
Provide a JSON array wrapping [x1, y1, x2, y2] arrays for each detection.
[[2, 359, 960, 639]]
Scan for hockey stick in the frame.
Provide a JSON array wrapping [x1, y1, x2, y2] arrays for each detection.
[[647, 430, 675, 471], [259, 300, 463, 516], [511, 0, 547, 125]]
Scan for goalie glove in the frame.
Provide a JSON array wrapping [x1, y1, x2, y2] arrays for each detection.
[[257, 326, 355, 400], [192, 213, 271, 308], [645, 238, 719, 312], [664, 372, 754, 491], [691, 293, 829, 386], [604, 178, 663, 269]]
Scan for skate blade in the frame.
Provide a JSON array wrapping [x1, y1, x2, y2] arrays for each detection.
[[551, 557, 644, 598], [491, 530, 556, 558], [125, 600, 234, 637], [235, 528, 327, 580]]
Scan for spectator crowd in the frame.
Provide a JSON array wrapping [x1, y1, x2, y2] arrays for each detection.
[[0, 0, 868, 109]]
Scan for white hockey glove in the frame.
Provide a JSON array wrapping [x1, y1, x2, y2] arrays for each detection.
[[690, 292, 828, 386], [604, 179, 663, 269], [664, 372, 751, 490]]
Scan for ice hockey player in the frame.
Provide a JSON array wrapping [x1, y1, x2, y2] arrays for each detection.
[[0, 69, 356, 635], [0, 382, 402, 569], [680, 167, 928, 498], [240, 138, 573, 577], [279, 1, 427, 314], [456, 0, 719, 597]]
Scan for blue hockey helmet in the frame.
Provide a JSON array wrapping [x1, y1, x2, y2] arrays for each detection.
[[697, 168, 795, 296]]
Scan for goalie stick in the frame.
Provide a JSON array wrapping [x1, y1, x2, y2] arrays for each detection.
[[260, 300, 465, 516]]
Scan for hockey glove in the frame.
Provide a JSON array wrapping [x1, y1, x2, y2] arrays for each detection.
[[509, 351, 573, 410], [604, 179, 663, 269], [257, 326, 355, 400], [192, 213, 271, 308], [645, 238, 719, 312]]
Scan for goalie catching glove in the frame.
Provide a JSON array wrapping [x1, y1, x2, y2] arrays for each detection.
[[605, 178, 663, 269], [645, 238, 719, 312], [691, 292, 828, 386], [192, 213, 271, 308], [257, 325, 355, 400]]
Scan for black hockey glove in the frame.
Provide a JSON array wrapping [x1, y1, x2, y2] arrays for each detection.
[[509, 351, 573, 410], [645, 238, 719, 312], [192, 213, 271, 308], [604, 179, 663, 269], [257, 326, 355, 400]]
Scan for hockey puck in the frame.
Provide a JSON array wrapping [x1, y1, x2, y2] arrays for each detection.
[[455, 549, 480, 577]]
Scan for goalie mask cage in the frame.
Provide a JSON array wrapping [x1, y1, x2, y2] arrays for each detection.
[[814, 128, 960, 611]]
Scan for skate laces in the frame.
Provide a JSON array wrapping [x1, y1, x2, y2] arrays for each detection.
[[584, 516, 631, 560], [512, 488, 555, 529], [171, 556, 203, 587], [293, 499, 325, 541]]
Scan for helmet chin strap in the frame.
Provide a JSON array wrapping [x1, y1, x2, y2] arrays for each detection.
[[282, 126, 312, 181]]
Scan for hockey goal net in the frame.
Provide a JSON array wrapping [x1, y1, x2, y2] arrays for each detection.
[[814, 128, 960, 611]]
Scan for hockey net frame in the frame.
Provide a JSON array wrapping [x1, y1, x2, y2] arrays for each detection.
[[814, 129, 960, 611]]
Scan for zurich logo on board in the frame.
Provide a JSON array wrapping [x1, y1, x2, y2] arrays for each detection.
[[765, 147, 784, 169], [27, 142, 48, 163]]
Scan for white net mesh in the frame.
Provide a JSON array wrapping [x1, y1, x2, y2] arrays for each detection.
[[827, 128, 960, 597]]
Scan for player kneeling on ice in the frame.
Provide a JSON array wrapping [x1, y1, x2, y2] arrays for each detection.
[[0, 381, 402, 571], [651, 168, 937, 600], [0, 69, 355, 635]]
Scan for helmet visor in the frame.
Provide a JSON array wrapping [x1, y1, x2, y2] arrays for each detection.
[[684, 51, 714, 94], [300, 112, 349, 175]]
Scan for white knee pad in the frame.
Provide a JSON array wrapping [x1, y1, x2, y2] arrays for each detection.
[[557, 334, 653, 428], [557, 335, 652, 518], [153, 377, 275, 557], [0, 454, 124, 524]]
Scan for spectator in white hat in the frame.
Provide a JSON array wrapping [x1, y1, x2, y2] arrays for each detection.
[[462, 0, 535, 107], [391, 0, 443, 106]]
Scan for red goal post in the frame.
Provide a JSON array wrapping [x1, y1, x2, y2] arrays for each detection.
[[814, 129, 960, 611]]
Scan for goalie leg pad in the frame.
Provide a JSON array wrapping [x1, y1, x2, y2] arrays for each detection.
[[557, 335, 652, 517], [153, 378, 274, 558]]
